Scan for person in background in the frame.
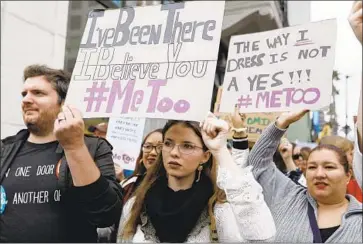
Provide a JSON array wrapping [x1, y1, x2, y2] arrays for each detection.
[[291, 142, 304, 168], [319, 136, 354, 166], [227, 105, 249, 167], [348, 0, 362, 190], [121, 129, 163, 204], [98, 129, 163, 243], [278, 138, 306, 187], [319, 135, 362, 202], [300, 147, 312, 176], [273, 149, 288, 174], [88, 122, 108, 138], [269, 140, 306, 186], [88, 122, 125, 183], [118, 113, 275, 242], [247, 110, 362, 242], [0, 65, 122, 243]]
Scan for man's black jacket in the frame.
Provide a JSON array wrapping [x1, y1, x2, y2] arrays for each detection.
[[0, 129, 123, 242]]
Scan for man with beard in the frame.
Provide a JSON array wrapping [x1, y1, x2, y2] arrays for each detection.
[[0, 65, 123, 242]]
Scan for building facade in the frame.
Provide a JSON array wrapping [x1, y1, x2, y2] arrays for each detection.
[[1, 1, 70, 138]]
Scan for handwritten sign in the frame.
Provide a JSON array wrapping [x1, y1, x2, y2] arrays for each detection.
[[219, 19, 337, 113], [106, 117, 146, 170], [65, 2, 225, 121], [214, 87, 279, 141], [245, 113, 279, 141]]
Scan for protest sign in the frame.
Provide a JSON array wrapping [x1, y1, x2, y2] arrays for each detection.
[[219, 19, 337, 113], [65, 1, 225, 121], [214, 87, 279, 141], [106, 117, 146, 170], [244, 113, 279, 141]]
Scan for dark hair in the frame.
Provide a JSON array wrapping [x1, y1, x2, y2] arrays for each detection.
[[130, 129, 163, 178], [308, 144, 350, 173], [273, 150, 287, 173], [23, 64, 71, 104]]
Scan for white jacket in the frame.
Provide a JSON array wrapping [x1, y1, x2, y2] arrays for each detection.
[[117, 148, 276, 242]]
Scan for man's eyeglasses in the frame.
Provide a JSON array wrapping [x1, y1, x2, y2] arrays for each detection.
[[162, 140, 204, 155], [142, 143, 163, 154]]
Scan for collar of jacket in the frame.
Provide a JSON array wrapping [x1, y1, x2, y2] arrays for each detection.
[[2, 128, 66, 152], [1, 129, 67, 185], [306, 191, 362, 218]]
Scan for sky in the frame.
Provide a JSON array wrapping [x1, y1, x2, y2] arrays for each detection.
[[310, 1, 362, 137]]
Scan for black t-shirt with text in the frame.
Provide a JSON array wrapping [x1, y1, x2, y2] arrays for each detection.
[[0, 141, 65, 242]]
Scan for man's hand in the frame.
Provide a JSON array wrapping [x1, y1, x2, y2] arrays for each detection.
[[349, 1, 362, 44], [54, 105, 85, 150]]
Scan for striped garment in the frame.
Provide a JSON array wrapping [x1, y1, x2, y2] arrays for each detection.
[[247, 123, 362, 242]]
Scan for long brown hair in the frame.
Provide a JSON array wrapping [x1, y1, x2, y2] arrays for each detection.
[[120, 120, 226, 241]]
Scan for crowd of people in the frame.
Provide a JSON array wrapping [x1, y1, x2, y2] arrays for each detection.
[[0, 1, 362, 243]]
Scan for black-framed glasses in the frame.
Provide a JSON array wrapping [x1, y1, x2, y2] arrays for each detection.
[[162, 140, 204, 155], [142, 143, 163, 154]]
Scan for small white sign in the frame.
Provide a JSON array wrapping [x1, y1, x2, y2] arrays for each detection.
[[106, 117, 146, 170]]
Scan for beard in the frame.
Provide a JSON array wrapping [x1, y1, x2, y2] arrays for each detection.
[[23, 108, 60, 136]]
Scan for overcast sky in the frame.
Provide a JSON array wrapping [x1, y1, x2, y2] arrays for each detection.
[[311, 1, 362, 137]]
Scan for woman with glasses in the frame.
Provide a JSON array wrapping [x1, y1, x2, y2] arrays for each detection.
[[117, 114, 275, 242], [121, 129, 163, 204], [291, 142, 304, 168], [277, 138, 307, 187]]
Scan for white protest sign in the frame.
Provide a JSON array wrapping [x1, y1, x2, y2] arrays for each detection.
[[219, 19, 337, 113], [106, 117, 146, 171], [65, 1, 225, 121]]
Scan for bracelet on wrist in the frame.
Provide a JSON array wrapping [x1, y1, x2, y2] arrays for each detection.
[[232, 134, 248, 139], [231, 127, 247, 133]]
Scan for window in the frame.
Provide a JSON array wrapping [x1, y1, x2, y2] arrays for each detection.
[[70, 15, 82, 30], [64, 1, 106, 73]]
